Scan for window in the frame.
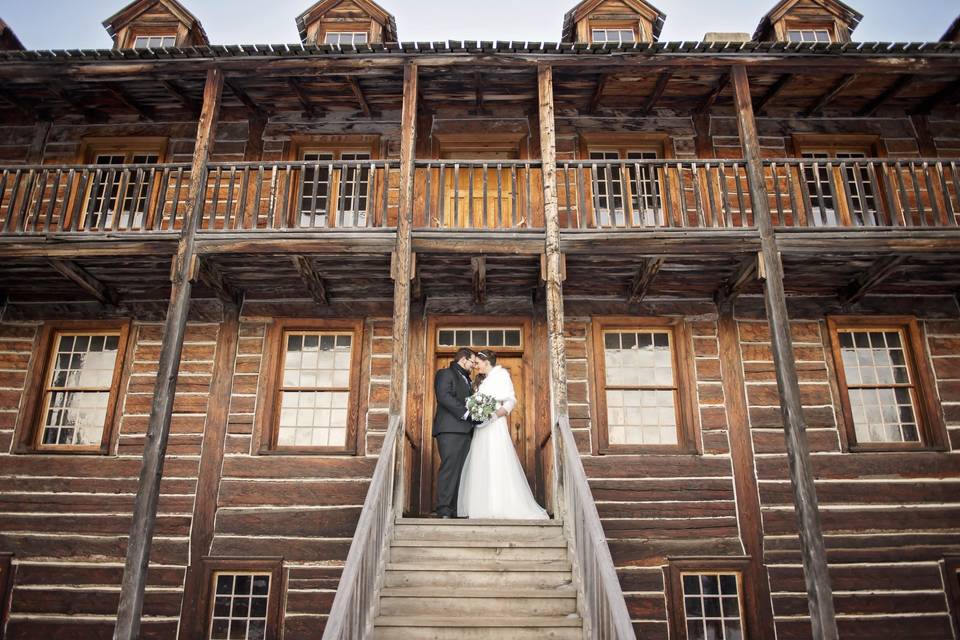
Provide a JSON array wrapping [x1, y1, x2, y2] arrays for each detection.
[[828, 317, 946, 451], [591, 28, 636, 44], [133, 35, 177, 48], [298, 150, 372, 228], [0, 553, 10, 632], [591, 318, 697, 453], [84, 153, 161, 230], [437, 327, 522, 349], [324, 31, 368, 45], [589, 149, 663, 228], [801, 151, 877, 227], [15, 321, 131, 454], [945, 557, 960, 638], [787, 29, 832, 43], [667, 560, 752, 640], [257, 320, 363, 454], [201, 559, 282, 640]]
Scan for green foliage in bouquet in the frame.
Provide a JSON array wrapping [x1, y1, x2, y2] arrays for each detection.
[[466, 392, 498, 423]]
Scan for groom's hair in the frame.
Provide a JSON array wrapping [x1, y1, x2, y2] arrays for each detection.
[[454, 347, 474, 363]]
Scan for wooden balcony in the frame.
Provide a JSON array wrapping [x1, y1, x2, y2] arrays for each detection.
[[1, 158, 957, 241]]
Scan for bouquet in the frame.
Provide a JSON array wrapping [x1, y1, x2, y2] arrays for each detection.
[[465, 392, 498, 424]]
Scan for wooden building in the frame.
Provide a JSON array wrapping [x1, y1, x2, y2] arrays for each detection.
[[0, 0, 959, 638]]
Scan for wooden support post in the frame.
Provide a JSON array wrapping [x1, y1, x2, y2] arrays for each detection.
[[243, 110, 268, 162], [910, 115, 938, 157], [387, 61, 418, 519], [804, 74, 857, 117], [587, 73, 610, 114], [471, 256, 486, 305], [841, 255, 907, 305], [293, 255, 329, 305], [641, 71, 672, 116], [114, 68, 223, 640], [538, 64, 569, 421], [697, 72, 729, 114], [26, 119, 52, 164], [48, 258, 118, 307], [198, 257, 243, 306], [347, 76, 372, 117], [177, 302, 240, 640], [627, 257, 663, 304], [753, 73, 792, 115], [731, 64, 838, 640]]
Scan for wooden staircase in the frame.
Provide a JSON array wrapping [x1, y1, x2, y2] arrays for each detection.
[[372, 518, 583, 639]]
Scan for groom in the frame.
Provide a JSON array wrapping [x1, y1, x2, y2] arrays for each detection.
[[432, 347, 478, 518]]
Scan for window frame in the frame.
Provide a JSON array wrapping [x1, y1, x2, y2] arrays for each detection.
[[827, 316, 946, 452], [254, 318, 365, 455], [0, 553, 11, 633], [14, 320, 132, 455], [666, 558, 752, 640], [587, 20, 645, 44], [199, 557, 283, 640], [786, 27, 832, 43], [590, 317, 699, 455], [132, 34, 178, 49]]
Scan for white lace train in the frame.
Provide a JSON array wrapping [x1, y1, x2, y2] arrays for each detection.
[[457, 414, 548, 520]]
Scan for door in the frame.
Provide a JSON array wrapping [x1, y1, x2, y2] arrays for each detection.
[[419, 321, 537, 515]]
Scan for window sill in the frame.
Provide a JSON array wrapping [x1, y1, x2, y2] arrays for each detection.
[[256, 447, 358, 456]]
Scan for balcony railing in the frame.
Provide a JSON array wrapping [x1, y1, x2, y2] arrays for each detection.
[[199, 160, 400, 231], [412, 160, 545, 229], [0, 163, 191, 234], [557, 160, 755, 230], [1, 158, 958, 237], [765, 158, 959, 228]]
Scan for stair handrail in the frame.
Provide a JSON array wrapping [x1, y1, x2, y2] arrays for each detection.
[[555, 414, 636, 639], [322, 413, 403, 639]]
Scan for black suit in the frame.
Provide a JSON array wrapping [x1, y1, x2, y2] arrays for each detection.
[[433, 363, 475, 516]]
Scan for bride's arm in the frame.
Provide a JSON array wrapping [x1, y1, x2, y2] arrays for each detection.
[[493, 369, 517, 418]]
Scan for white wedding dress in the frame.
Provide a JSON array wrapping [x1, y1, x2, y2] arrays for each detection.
[[457, 365, 548, 519]]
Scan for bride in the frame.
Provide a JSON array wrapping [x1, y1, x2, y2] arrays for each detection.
[[458, 350, 548, 520]]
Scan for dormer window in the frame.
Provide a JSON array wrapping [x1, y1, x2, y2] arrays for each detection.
[[786, 28, 832, 43], [591, 28, 637, 44], [132, 34, 177, 48], [324, 31, 368, 45]]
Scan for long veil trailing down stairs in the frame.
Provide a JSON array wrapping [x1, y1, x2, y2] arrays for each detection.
[[321, 415, 635, 640]]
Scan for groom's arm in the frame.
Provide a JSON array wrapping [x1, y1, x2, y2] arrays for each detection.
[[435, 370, 469, 419]]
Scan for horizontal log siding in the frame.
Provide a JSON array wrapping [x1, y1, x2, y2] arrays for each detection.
[[0, 320, 217, 639], [212, 316, 390, 639], [736, 295, 960, 640], [569, 316, 741, 640]]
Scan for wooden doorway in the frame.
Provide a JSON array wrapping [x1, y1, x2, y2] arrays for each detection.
[[418, 317, 538, 515]]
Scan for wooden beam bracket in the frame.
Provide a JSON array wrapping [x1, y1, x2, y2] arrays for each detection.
[[627, 257, 664, 304], [293, 255, 329, 305], [714, 255, 759, 308], [471, 256, 486, 305], [804, 74, 857, 117], [197, 257, 243, 307], [840, 255, 908, 305], [48, 258, 118, 307]]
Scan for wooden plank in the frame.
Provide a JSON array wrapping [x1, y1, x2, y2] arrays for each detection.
[[910, 115, 938, 157], [587, 73, 610, 114], [538, 64, 569, 421], [114, 68, 223, 640], [714, 254, 758, 307], [696, 72, 729, 114], [47, 80, 106, 123], [627, 257, 664, 304], [910, 78, 960, 116], [177, 304, 240, 640], [857, 74, 915, 117], [293, 254, 329, 305], [804, 74, 858, 116], [47, 258, 117, 306], [471, 255, 486, 305], [225, 78, 267, 117], [287, 77, 318, 118], [753, 73, 792, 115], [731, 63, 839, 640], [717, 308, 775, 639], [159, 79, 201, 118], [840, 254, 908, 304], [642, 71, 672, 116]]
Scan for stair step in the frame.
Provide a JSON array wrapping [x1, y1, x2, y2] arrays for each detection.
[[384, 568, 573, 589], [373, 626, 582, 639], [378, 592, 578, 616], [394, 523, 563, 542], [375, 615, 582, 627], [380, 587, 577, 599], [397, 518, 562, 527], [391, 539, 567, 548], [387, 561, 571, 572], [390, 544, 567, 562]]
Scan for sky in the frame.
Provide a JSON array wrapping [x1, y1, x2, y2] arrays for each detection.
[[1, 0, 956, 50]]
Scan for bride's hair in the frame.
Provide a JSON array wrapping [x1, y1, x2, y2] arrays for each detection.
[[476, 349, 497, 366]]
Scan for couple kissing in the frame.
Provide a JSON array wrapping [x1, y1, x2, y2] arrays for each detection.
[[431, 347, 547, 520]]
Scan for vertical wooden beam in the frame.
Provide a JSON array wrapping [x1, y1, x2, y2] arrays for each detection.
[[538, 64, 569, 421], [471, 256, 486, 305], [388, 62, 418, 518], [178, 302, 240, 640], [717, 306, 776, 639], [243, 110, 268, 162], [731, 64, 838, 640], [910, 115, 938, 158], [114, 68, 223, 640]]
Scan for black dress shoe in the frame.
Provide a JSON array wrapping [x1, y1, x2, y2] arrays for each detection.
[[440, 514, 453, 519]]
